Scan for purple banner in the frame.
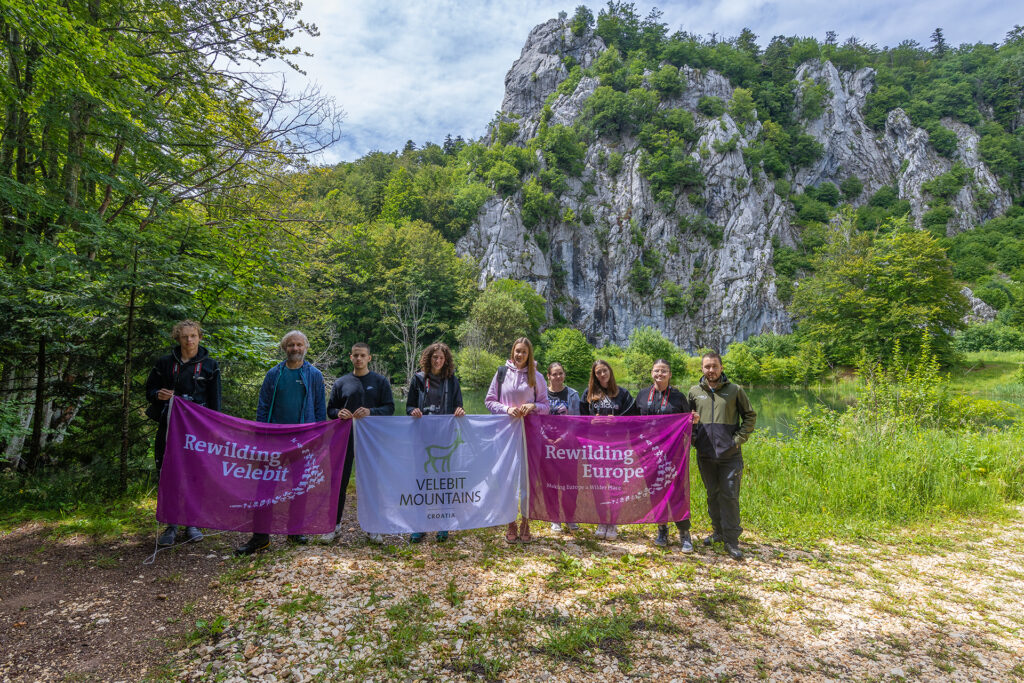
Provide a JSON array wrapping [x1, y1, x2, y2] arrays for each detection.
[[156, 397, 352, 534], [525, 413, 692, 524]]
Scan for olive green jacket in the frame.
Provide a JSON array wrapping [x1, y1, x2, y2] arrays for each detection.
[[687, 373, 757, 459]]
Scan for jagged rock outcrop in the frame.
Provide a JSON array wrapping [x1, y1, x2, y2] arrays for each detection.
[[795, 61, 1012, 234], [458, 19, 1013, 349], [961, 287, 999, 324]]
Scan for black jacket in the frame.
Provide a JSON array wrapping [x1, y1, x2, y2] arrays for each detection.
[[405, 372, 463, 416], [327, 371, 395, 419], [145, 345, 221, 420], [635, 385, 689, 415], [580, 387, 637, 416]]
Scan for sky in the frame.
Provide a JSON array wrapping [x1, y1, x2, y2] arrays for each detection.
[[276, 0, 1018, 163]]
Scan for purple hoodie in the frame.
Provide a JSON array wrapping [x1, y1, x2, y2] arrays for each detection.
[[485, 360, 551, 415]]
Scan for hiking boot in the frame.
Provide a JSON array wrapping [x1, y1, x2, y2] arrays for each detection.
[[604, 525, 618, 541], [680, 531, 694, 553], [410, 532, 426, 543], [184, 526, 203, 543], [654, 525, 669, 547], [566, 523, 579, 531], [703, 533, 722, 547], [725, 542, 744, 561], [287, 534, 308, 545], [594, 524, 607, 539], [318, 522, 342, 544], [157, 525, 177, 548], [235, 534, 270, 556], [550, 522, 563, 533], [436, 531, 449, 542]]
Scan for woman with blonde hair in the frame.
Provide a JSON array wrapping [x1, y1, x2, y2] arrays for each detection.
[[485, 337, 549, 543]]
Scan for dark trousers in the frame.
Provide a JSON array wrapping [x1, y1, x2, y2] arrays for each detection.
[[335, 439, 356, 524], [658, 520, 691, 533], [697, 455, 743, 543]]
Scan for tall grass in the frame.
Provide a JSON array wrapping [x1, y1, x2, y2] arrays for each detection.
[[739, 427, 1024, 541], [728, 356, 1024, 542]]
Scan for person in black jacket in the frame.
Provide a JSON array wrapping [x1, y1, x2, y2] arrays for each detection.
[[406, 342, 465, 543], [145, 319, 221, 548], [580, 359, 636, 540], [636, 358, 695, 552], [322, 342, 394, 544]]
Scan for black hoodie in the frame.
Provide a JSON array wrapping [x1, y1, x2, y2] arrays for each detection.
[[145, 345, 221, 420]]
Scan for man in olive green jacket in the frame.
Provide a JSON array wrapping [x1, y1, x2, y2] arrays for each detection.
[[688, 352, 756, 560]]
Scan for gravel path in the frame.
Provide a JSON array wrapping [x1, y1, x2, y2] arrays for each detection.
[[176, 510, 1024, 682]]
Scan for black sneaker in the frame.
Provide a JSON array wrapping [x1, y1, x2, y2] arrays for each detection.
[[725, 542, 744, 561], [235, 534, 270, 556], [287, 534, 308, 545], [184, 526, 203, 543], [654, 525, 669, 547], [157, 525, 177, 547], [703, 533, 722, 547]]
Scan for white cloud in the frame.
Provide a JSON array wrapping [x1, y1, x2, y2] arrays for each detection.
[[275, 0, 1019, 162]]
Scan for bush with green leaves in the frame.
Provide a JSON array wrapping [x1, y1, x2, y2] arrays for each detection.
[[455, 347, 504, 389], [538, 327, 596, 385]]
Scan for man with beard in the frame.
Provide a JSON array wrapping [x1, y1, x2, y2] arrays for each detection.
[[688, 352, 756, 561], [235, 330, 327, 555]]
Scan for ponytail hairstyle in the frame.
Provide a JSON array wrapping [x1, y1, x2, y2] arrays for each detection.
[[587, 359, 619, 401], [509, 337, 536, 388]]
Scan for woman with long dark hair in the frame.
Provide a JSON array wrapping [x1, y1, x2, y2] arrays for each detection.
[[485, 337, 549, 543], [580, 359, 636, 540], [406, 342, 465, 543]]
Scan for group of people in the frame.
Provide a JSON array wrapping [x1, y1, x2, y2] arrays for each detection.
[[146, 321, 756, 561]]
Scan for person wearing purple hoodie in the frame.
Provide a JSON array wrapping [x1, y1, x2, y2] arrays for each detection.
[[485, 337, 550, 543]]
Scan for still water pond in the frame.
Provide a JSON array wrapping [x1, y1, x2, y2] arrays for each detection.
[[395, 386, 854, 438]]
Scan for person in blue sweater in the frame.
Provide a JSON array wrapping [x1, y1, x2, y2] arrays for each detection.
[[235, 330, 326, 556]]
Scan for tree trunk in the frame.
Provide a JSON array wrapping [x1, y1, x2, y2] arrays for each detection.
[[26, 335, 45, 471], [118, 250, 139, 493]]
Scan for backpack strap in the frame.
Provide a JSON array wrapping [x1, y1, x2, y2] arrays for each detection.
[[495, 365, 508, 404]]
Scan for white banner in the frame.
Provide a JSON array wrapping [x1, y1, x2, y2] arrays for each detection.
[[354, 415, 524, 533]]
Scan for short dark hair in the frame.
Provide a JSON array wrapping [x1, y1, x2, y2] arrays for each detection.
[[351, 342, 370, 354], [701, 351, 722, 364]]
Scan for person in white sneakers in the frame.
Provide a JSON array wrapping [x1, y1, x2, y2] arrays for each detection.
[[545, 361, 580, 534]]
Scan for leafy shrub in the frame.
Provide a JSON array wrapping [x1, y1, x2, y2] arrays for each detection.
[[455, 347, 504, 389], [953, 322, 1024, 352], [840, 175, 863, 199], [697, 96, 725, 117], [538, 328, 595, 385]]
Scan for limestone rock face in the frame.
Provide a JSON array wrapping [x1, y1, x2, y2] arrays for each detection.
[[961, 287, 999, 324], [500, 18, 604, 141], [458, 21, 1012, 349]]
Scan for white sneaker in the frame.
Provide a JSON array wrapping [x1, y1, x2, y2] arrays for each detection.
[[367, 533, 384, 544], [318, 522, 343, 543], [604, 525, 619, 541], [595, 524, 607, 539], [551, 522, 563, 532]]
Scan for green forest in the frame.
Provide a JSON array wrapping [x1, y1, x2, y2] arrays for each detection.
[[2, 0, 1024, 508]]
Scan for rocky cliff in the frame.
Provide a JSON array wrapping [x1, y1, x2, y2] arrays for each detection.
[[456, 18, 1013, 350]]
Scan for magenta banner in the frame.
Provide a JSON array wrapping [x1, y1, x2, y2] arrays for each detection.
[[156, 398, 352, 534], [525, 413, 692, 524]]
